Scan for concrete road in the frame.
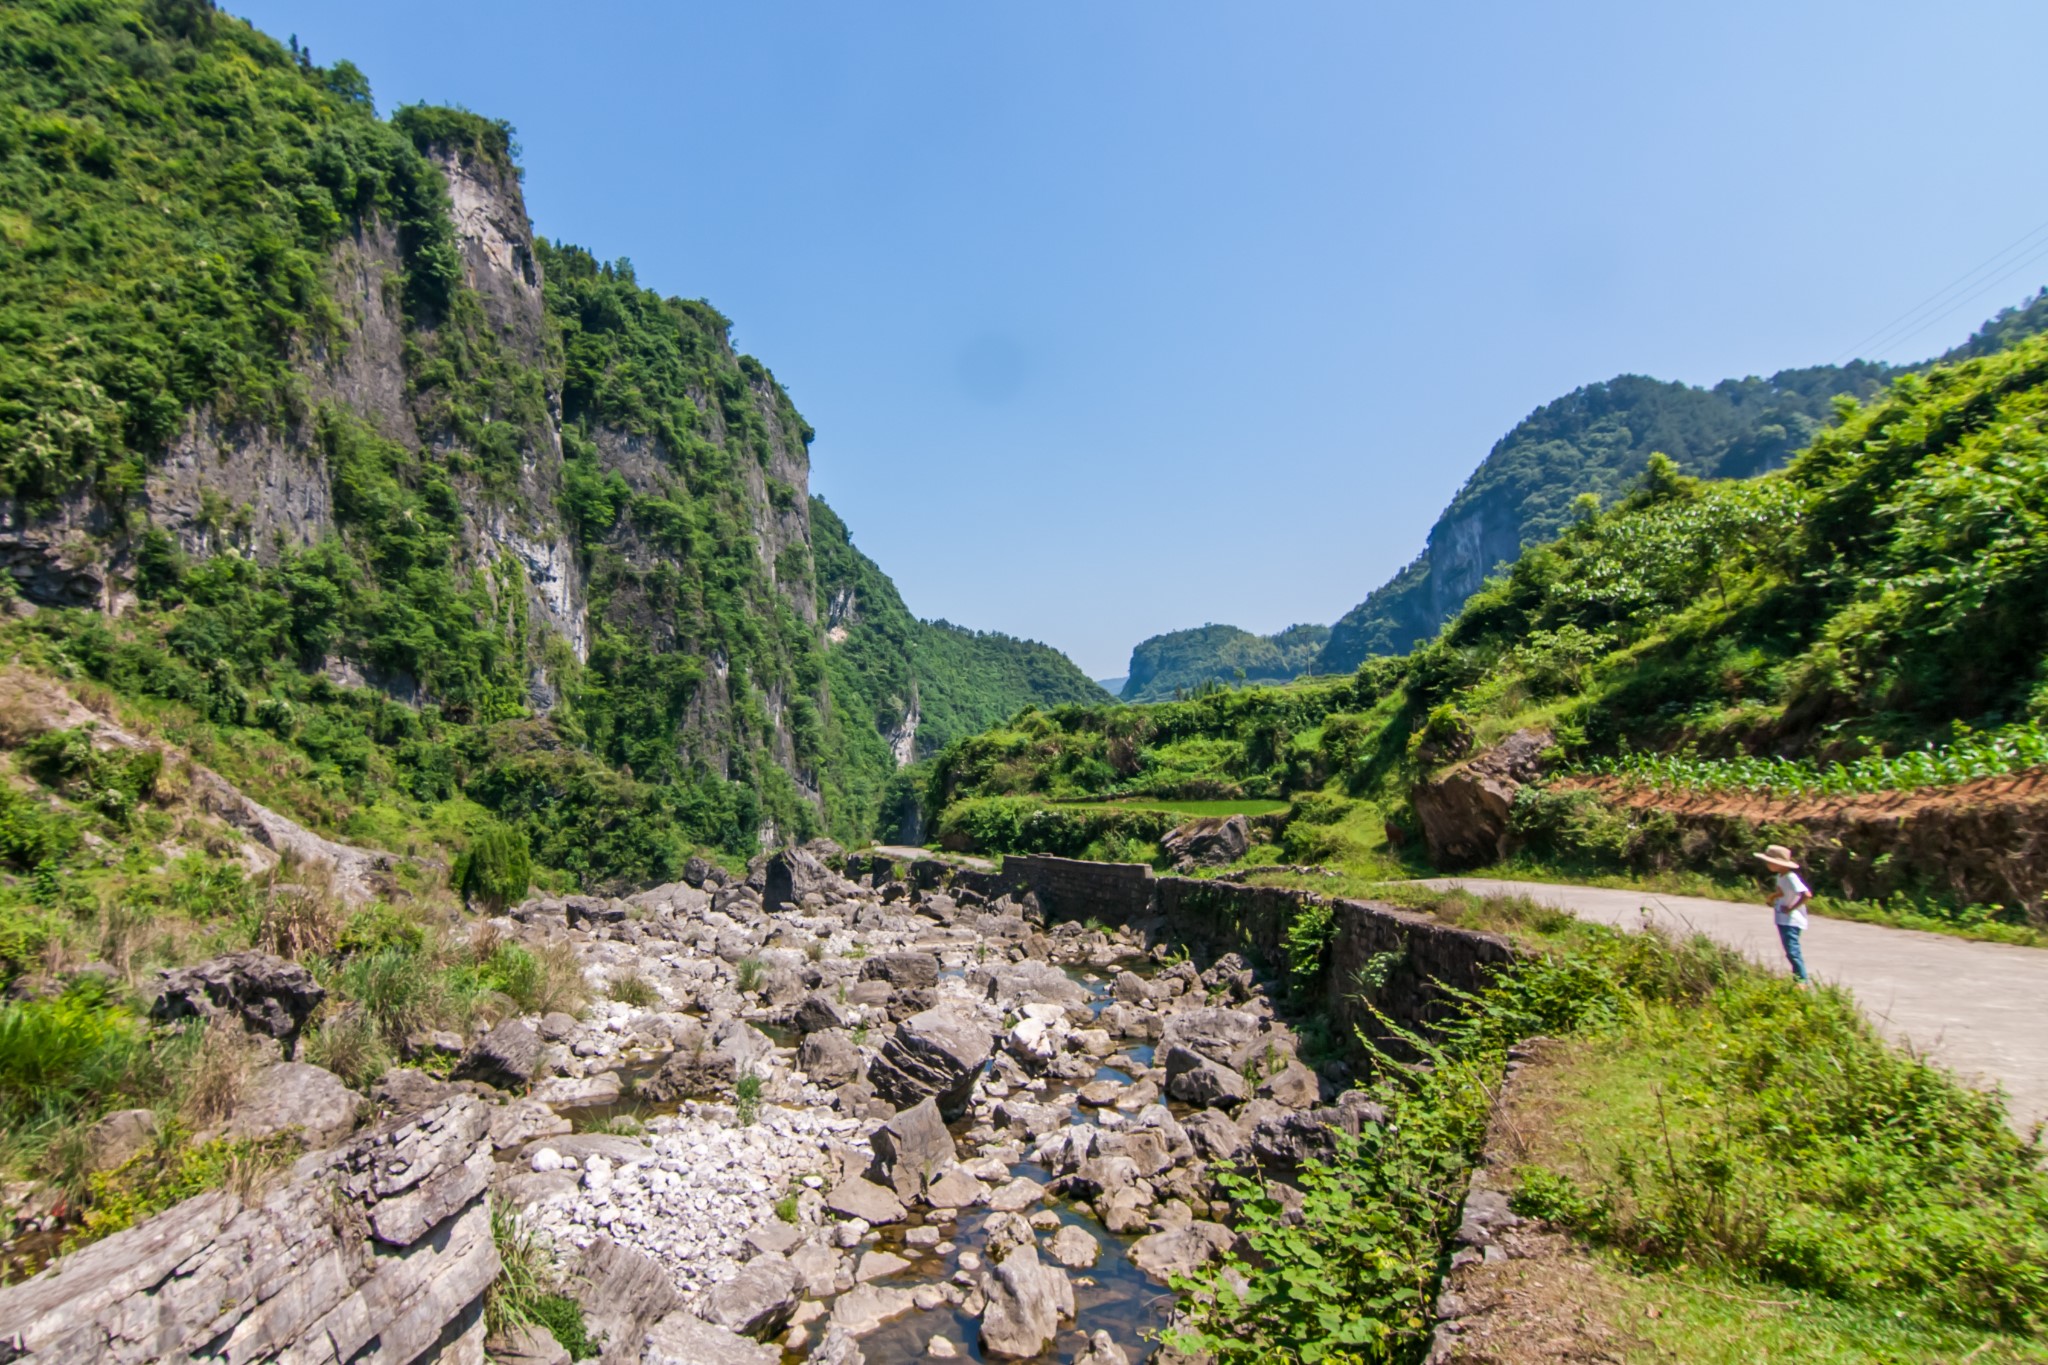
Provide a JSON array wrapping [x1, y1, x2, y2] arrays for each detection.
[[1417, 877, 2048, 1136]]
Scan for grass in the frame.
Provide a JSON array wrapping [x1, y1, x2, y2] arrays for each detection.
[[485, 1198, 598, 1358], [1058, 797, 1294, 817], [1502, 975, 2048, 1339]]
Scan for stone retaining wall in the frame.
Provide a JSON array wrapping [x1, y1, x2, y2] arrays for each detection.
[[997, 854, 1518, 1053]]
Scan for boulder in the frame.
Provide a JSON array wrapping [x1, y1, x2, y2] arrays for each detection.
[[643, 1309, 780, 1365], [866, 1006, 993, 1120], [487, 1322, 571, 1365], [1074, 1330, 1132, 1365], [977, 960, 1088, 1010], [1255, 1060, 1324, 1109], [453, 1019, 544, 1090], [1411, 726, 1553, 868], [797, 1029, 864, 1086], [1179, 1110, 1246, 1162], [568, 1236, 684, 1360], [868, 1097, 957, 1201], [1159, 1006, 1262, 1069], [1162, 1045, 1249, 1109], [639, 1047, 736, 1101], [977, 1245, 1074, 1358], [1046, 1223, 1100, 1269], [226, 1062, 362, 1147], [763, 845, 834, 908], [150, 950, 324, 1046], [858, 951, 940, 990], [826, 1176, 907, 1226], [1160, 814, 1251, 869], [1128, 1221, 1235, 1283], [696, 1252, 802, 1339], [924, 1169, 987, 1209], [792, 991, 851, 1034], [827, 1283, 916, 1336]]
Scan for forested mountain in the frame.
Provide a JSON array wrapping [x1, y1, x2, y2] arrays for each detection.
[[1107, 294, 2048, 688], [1119, 622, 1329, 701], [0, 0, 1095, 874], [1315, 292, 2048, 671], [933, 329, 2048, 911]]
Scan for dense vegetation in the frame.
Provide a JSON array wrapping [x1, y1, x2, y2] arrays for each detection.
[[0, 0, 1101, 873], [1174, 898, 2048, 1361], [932, 332, 2048, 922], [1118, 622, 1330, 702], [1315, 363, 1900, 670]]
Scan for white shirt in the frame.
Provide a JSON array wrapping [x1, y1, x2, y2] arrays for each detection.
[[1773, 870, 1810, 929]]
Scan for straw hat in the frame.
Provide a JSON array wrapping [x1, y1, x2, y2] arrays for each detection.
[[1756, 844, 1800, 871]]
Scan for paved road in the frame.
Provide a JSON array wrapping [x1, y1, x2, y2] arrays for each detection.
[[1417, 877, 2048, 1136]]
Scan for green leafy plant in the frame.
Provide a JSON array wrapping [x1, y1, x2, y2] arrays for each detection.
[[733, 1071, 763, 1125], [734, 956, 763, 993], [457, 825, 533, 913]]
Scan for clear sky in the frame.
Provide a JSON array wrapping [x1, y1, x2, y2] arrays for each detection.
[[236, 1, 2048, 679]]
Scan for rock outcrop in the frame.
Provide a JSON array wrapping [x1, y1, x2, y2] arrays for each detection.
[[1161, 814, 1251, 869], [150, 951, 326, 1048], [0, 1096, 497, 1364], [1411, 727, 1553, 868]]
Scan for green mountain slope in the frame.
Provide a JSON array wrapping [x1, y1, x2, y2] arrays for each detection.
[[1318, 292, 2048, 672], [931, 330, 2048, 920], [1120, 622, 1329, 702], [0, 0, 1095, 873]]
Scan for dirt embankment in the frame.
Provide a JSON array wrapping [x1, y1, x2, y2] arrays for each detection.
[[1560, 770, 2048, 921]]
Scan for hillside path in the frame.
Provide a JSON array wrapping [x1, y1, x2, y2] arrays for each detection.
[[1416, 877, 2048, 1135]]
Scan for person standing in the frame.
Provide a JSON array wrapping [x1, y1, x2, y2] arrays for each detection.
[[1758, 844, 1812, 987]]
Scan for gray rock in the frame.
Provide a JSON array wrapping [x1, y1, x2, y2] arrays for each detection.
[[1256, 1059, 1323, 1109], [825, 1176, 907, 1225], [81, 1107, 157, 1172], [642, 1309, 780, 1365], [1046, 1223, 1099, 1269], [492, 1321, 572, 1365], [1074, 1329, 1132, 1365], [1160, 814, 1251, 868], [868, 1097, 957, 1201], [538, 1011, 580, 1041], [762, 845, 835, 908], [977, 1245, 1074, 1358], [798, 1029, 863, 1086], [226, 1061, 362, 1147], [1159, 1007, 1262, 1069], [0, 1096, 498, 1365], [977, 960, 1088, 1010], [639, 1045, 736, 1101], [1162, 1046, 1249, 1108], [1179, 1109, 1246, 1162], [866, 1006, 994, 1121], [793, 991, 850, 1034], [696, 1252, 801, 1339], [454, 1019, 544, 1090], [530, 1073, 623, 1107], [808, 1325, 866, 1365], [858, 951, 940, 990], [827, 1283, 916, 1336], [570, 1236, 685, 1361], [925, 1169, 987, 1209], [150, 950, 325, 1046], [1128, 1221, 1236, 1283]]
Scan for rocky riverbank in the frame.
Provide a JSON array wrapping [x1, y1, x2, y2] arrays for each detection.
[[0, 845, 1391, 1363]]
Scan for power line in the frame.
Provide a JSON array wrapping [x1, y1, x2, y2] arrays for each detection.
[[1831, 215, 2048, 365]]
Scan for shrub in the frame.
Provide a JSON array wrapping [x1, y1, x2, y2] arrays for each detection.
[[0, 981, 144, 1135], [457, 825, 532, 913], [607, 973, 658, 1008]]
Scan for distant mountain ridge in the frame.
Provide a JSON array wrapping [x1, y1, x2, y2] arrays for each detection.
[[1120, 622, 1329, 702], [1113, 289, 2048, 693]]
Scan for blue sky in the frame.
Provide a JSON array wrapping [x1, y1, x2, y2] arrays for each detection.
[[237, 1, 2048, 678]]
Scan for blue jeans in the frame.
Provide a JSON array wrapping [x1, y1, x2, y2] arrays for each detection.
[[1777, 923, 1808, 982]]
